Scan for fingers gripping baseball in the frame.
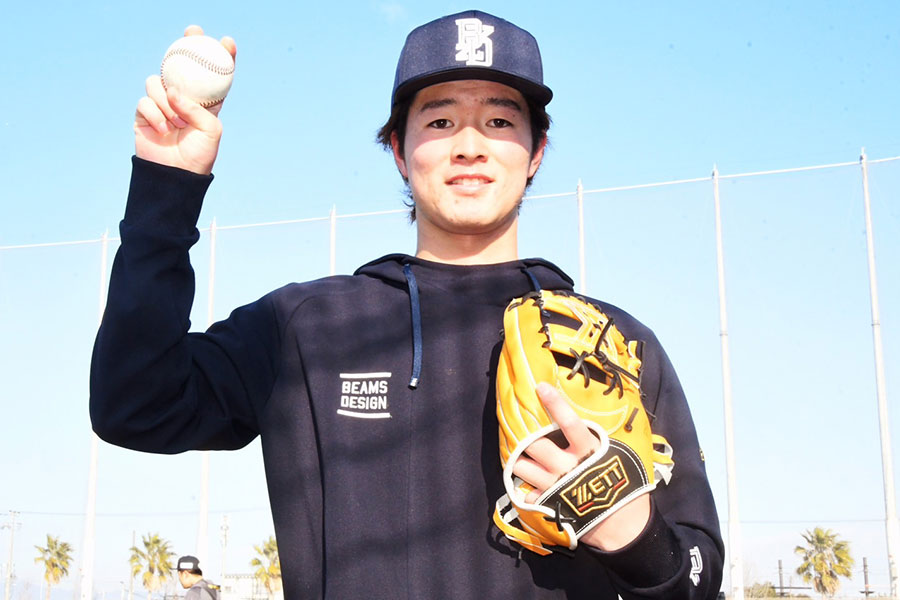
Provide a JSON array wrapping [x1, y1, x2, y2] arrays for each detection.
[[184, 25, 237, 60], [133, 26, 236, 175]]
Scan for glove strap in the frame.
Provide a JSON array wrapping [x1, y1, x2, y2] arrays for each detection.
[[651, 433, 674, 484], [493, 495, 556, 556], [536, 438, 655, 539], [495, 425, 657, 556], [501, 422, 611, 523]]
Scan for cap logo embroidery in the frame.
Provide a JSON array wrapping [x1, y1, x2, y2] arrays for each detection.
[[455, 18, 494, 67]]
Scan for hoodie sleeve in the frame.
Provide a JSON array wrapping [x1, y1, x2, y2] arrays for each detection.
[[587, 325, 725, 600], [89, 157, 281, 453]]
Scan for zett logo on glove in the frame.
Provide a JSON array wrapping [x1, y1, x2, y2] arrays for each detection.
[[562, 454, 628, 516]]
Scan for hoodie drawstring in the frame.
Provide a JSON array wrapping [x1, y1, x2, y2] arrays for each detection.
[[522, 267, 542, 293], [402, 265, 541, 389], [403, 263, 423, 389]]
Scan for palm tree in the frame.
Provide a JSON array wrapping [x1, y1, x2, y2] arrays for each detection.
[[34, 535, 74, 600], [794, 527, 854, 599], [745, 581, 775, 598], [250, 535, 282, 599], [129, 532, 175, 599]]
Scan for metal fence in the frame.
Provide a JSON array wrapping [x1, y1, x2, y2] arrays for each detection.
[[1, 153, 898, 599]]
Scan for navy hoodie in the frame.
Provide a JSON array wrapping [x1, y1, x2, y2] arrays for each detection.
[[90, 157, 724, 599]]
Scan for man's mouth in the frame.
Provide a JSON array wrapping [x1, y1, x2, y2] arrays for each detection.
[[447, 175, 493, 186]]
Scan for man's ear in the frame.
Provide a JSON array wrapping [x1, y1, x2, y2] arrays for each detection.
[[528, 135, 547, 179], [391, 130, 409, 179]]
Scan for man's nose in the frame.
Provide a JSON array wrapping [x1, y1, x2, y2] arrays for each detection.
[[451, 126, 488, 163]]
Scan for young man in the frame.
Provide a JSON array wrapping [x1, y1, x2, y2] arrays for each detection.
[[91, 10, 724, 599], [176, 556, 219, 600]]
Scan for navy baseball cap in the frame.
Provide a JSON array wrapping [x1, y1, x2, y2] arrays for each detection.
[[177, 556, 200, 571], [391, 10, 553, 108]]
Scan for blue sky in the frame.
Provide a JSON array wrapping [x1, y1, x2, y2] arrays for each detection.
[[1, 1, 898, 597]]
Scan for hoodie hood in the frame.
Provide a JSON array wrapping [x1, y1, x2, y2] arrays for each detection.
[[355, 254, 575, 389], [355, 254, 575, 303]]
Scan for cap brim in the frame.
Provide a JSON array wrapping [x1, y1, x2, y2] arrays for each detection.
[[393, 67, 553, 107]]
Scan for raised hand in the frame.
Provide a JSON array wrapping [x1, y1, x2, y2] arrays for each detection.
[[133, 26, 237, 175]]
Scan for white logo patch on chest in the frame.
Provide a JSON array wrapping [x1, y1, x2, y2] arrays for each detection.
[[338, 372, 392, 419]]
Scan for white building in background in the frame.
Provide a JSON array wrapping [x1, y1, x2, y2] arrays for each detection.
[[219, 573, 282, 600]]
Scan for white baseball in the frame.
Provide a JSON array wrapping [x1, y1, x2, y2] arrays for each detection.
[[160, 35, 235, 107]]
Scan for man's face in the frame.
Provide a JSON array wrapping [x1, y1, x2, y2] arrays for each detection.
[[391, 79, 545, 244], [177, 570, 190, 589]]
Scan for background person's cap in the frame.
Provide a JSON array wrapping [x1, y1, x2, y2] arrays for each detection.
[[177, 555, 200, 571], [391, 10, 553, 107]]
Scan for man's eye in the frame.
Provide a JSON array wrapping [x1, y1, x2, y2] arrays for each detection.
[[489, 118, 512, 128], [428, 119, 452, 129]]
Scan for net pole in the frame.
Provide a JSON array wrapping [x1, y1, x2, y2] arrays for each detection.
[[80, 230, 108, 600], [197, 219, 217, 565], [330, 206, 337, 276], [713, 167, 744, 600], [576, 179, 586, 293], [860, 149, 899, 598]]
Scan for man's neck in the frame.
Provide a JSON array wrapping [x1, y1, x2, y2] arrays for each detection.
[[415, 221, 519, 265]]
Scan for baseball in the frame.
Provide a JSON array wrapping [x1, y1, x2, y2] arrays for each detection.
[[160, 35, 235, 107]]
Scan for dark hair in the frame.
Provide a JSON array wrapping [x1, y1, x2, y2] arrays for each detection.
[[375, 93, 551, 221]]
